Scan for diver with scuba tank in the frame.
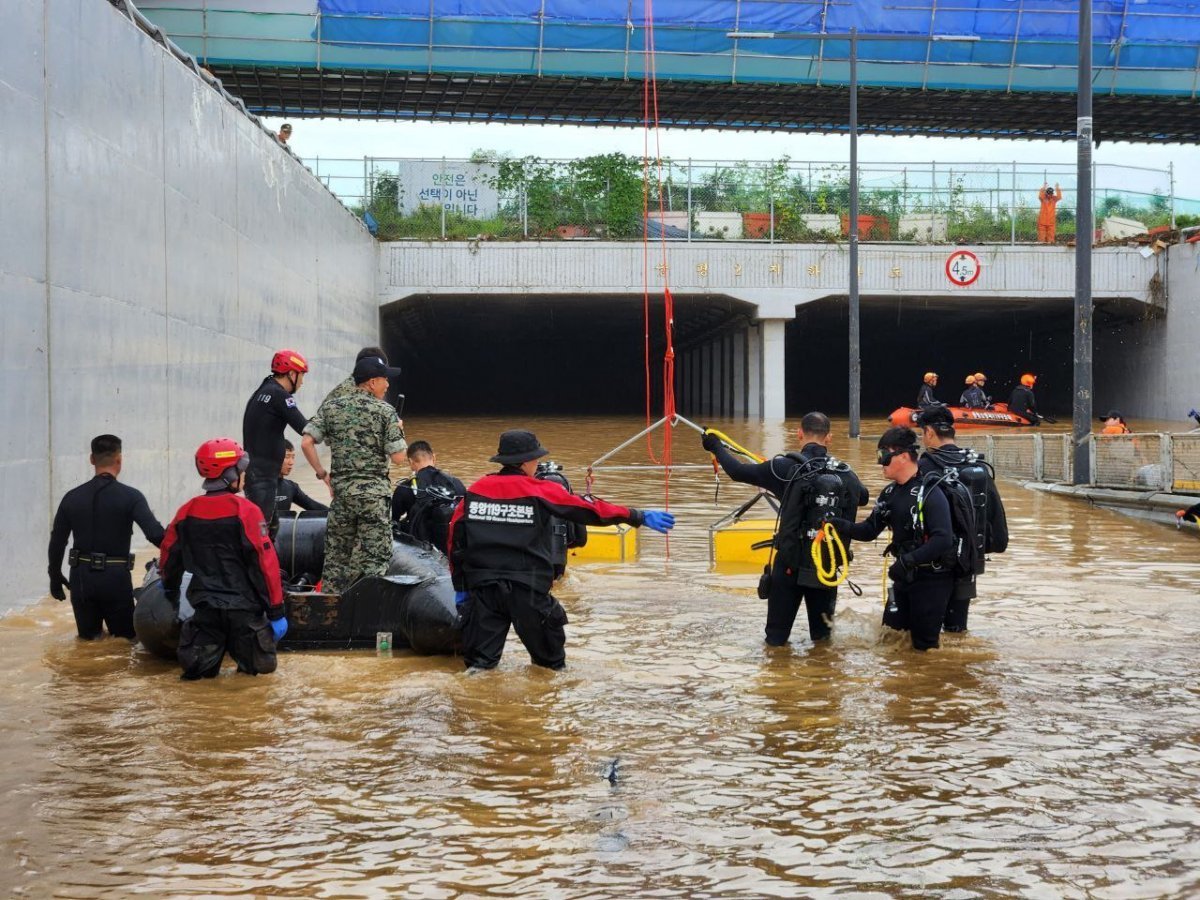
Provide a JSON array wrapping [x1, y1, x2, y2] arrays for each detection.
[[392, 440, 464, 555], [915, 404, 1009, 633], [831, 427, 956, 651], [701, 412, 869, 646]]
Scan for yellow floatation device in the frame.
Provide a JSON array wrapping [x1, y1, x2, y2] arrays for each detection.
[[810, 522, 849, 587]]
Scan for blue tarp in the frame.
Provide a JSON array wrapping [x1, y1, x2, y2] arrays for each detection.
[[139, 1, 1200, 95]]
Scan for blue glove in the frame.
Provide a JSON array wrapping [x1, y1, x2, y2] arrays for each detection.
[[641, 510, 675, 534], [270, 617, 288, 643], [454, 590, 469, 607]]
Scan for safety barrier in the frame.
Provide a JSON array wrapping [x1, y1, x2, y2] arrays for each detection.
[[961, 432, 1200, 494]]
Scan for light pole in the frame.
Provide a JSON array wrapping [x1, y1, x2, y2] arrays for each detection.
[[1074, 0, 1093, 484], [727, 30, 978, 437]]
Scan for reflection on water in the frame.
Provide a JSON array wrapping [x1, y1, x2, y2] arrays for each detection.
[[4, 416, 1200, 897]]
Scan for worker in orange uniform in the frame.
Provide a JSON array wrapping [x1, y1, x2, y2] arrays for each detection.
[[1037, 183, 1063, 244], [1099, 410, 1131, 435]]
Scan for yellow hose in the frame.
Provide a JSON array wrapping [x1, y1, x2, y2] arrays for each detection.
[[810, 522, 849, 587], [703, 428, 765, 463]]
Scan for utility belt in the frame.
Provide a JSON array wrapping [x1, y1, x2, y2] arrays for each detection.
[[886, 541, 948, 572], [68, 549, 135, 572]]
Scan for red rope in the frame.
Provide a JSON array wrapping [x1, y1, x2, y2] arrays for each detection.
[[640, 0, 676, 509]]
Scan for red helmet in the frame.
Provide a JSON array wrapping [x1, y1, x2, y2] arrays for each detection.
[[195, 438, 248, 479], [271, 349, 309, 375]]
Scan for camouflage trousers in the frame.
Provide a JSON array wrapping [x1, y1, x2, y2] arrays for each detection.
[[322, 491, 392, 595]]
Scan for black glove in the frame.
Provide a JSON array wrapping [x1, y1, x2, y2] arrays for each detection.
[[887, 555, 916, 584], [48, 569, 68, 602], [701, 430, 722, 454], [828, 516, 852, 538]]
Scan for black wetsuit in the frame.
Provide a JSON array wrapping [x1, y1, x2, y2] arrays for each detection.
[[242, 377, 309, 533], [918, 445, 1009, 632], [275, 478, 327, 516], [709, 442, 868, 645], [392, 466, 465, 554], [840, 475, 954, 651], [917, 383, 940, 408], [1009, 385, 1040, 425], [960, 386, 990, 409], [48, 474, 164, 639]]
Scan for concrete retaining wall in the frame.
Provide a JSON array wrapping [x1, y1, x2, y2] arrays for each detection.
[[0, 0, 378, 613], [1095, 242, 1199, 421]]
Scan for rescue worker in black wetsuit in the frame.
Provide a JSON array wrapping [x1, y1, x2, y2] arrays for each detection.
[[242, 348, 313, 536], [915, 404, 1009, 632], [392, 440, 465, 554], [47, 434, 165, 640], [275, 439, 327, 516], [917, 372, 940, 409], [831, 427, 955, 651], [448, 430, 675, 670], [160, 438, 287, 680], [701, 412, 869, 646], [960, 373, 992, 409], [1009, 373, 1040, 425]]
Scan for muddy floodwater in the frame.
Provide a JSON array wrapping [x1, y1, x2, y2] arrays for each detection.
[[4, 415, 1200, 898]]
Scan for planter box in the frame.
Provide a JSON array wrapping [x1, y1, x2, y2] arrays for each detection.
[[899, 213, 947, 242], [1101, 216, 1147, 241], [555, 224, 591, 239], [695, 211, 743, 240], [652, 211, 691, 232], [742, 212, 774, 238], [801, 213, 840, 236], [841, 214, 891, 240]]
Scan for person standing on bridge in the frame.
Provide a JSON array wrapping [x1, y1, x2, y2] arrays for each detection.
[[701, 413, 869, 646], [448, 430, 675, 671], [1038, 183, 1063, 244], [1009, 373, 1041, 426], [243, 349, 313, 538], [917, 372, 941, 409], [301, 355, 406, 594], [47, 435, 165, 640]]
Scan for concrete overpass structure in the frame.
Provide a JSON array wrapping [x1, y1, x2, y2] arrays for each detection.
[[378, 241, 1163, 418]]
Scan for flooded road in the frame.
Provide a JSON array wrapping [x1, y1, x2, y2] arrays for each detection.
[[4, 415, 1200, 898]]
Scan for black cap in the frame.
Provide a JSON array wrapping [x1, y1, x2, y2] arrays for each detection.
[[353, 356, 402, 384], [1099, 409, 1125, 421], [490, 430, 549, 465], [915, 403, 955, 432]]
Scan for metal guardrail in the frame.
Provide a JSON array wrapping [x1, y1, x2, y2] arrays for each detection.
[[966, 432, 1200, 494], [301, 155, 1196, 245]]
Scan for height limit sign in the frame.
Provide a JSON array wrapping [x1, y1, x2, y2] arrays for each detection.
[[946, 250, 981, 286]]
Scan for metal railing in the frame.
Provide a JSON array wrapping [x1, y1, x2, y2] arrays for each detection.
[[300, 155, 1197, 244], [958, 432, 1200, 494]]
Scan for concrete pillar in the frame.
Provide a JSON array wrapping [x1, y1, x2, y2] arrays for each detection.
[[732, 328, 747, 417], [701, 342, 713, 418], [761, 319, 787, 420], [747, 323, 763, 420]]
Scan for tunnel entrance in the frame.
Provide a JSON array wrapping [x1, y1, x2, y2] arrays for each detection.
[[787, 295, 1103, 417], [380, 293, 754, 415]]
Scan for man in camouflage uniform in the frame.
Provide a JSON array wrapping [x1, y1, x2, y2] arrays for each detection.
[[300, 355, 406, 594], [314, 346, 406, 488]]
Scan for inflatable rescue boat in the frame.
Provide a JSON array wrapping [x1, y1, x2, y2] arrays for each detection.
[[888, 402, 1034, 429], [133, 513, 460, 660]]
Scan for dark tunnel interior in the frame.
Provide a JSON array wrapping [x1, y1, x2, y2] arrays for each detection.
[[381, 292, 1135, 417]]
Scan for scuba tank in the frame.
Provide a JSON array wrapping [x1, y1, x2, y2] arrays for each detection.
[[928, 447, 996, 574], [536, 460, 586, 578], [776, 454, 858, 588]]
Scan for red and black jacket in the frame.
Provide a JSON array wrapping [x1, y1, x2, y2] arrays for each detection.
[[447, 469, 643, 594], [159, 492, 284, 619]]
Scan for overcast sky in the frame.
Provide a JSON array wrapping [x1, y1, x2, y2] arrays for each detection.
[[263, 117, 1200, 203]]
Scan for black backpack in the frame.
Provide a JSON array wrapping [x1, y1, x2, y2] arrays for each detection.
[[775, 454, 859, 588], [916, 469, 980, 579]]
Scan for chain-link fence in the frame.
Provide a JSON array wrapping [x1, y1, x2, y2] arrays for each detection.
[[966, 432, 1200, 494], [304, 155, 1192, 244]]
